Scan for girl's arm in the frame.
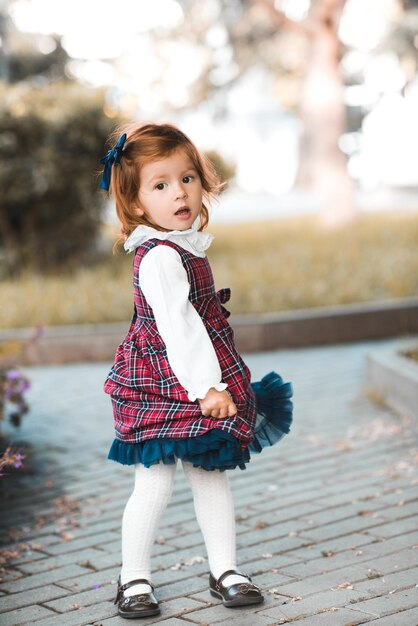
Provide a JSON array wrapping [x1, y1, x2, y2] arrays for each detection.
[[139, 245, 232, 405]]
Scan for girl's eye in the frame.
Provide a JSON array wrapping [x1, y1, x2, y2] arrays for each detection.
[[183, 175, 194, 183], [155, 182, 166, 190]]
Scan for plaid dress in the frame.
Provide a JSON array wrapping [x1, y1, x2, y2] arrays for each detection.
[[104, 238, 257, 455]]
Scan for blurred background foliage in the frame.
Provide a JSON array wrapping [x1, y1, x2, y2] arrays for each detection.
[[0, 81, 116, 274]]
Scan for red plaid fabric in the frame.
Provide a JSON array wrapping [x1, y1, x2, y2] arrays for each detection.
[[104, 239, 257, 447]]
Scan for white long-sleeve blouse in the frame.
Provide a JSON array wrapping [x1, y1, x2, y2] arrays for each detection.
[[124, 223, 228, 402]]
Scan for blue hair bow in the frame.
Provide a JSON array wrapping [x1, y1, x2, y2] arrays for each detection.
[[99, 132, 127, 190]]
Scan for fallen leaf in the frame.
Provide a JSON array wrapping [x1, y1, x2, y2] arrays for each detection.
[[267, 588, 280, 594], [338, 581, 353, 589], [256, 521, 268, 529], [185, 555, 205, 566], [321, 550, 335, 557]]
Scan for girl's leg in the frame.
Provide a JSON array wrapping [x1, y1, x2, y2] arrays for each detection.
[[121, 460, 177, 596], [181, 461, 249, 586]]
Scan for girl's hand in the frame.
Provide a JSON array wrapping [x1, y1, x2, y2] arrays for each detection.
[[198, 388, 237, 419]]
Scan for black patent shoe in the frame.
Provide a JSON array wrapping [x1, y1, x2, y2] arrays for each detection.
[[114, 576, 160, 619], [209, 569, 264, 607]]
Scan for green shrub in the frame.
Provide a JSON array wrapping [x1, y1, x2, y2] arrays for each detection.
[[0, 80, 116, 275]]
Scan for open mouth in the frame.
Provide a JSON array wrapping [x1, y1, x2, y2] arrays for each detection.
[[175, 207, 191, 217]]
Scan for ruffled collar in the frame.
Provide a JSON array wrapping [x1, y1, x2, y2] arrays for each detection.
[[124, 221, 214, 255]]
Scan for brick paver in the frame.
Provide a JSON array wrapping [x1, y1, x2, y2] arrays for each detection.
[[1, 335, 418, 625]]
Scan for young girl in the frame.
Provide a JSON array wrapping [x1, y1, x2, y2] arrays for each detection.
[[100, 122, 293, 619]]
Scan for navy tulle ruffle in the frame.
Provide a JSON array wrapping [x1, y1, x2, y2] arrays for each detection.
[[108, 429, 250, 471], [249, 371, 293, 453], [108, 370, 293, 470]]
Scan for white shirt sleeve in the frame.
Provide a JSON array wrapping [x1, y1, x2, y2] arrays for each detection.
[[138, 245, 228, 402]]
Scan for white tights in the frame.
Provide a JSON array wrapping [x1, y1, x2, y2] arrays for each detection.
[[120, 459, 248, 596]]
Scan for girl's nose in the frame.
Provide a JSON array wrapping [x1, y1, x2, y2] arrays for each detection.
[[175, 183, 187, 199]]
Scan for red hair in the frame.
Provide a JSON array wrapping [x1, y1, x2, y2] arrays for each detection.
[[102, 122, 224, 251]]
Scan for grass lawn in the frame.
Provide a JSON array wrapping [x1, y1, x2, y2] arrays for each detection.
[[2, 211, 418, 329]]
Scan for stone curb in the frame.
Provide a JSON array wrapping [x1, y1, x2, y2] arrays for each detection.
[[1, 296, 418, 365], [365, 344, 418, 419]]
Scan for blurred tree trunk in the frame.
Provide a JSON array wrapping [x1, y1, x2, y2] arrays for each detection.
[[253, 0, 358, 228]]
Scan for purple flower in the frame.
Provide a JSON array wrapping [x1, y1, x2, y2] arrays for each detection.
[[0, 446, 26, 473], [14, 454, 25, 469], [1, 367, 31, 432], [3, 387, 13, 399], [6, 370, 20, 381], [16, 380, 30, 394]]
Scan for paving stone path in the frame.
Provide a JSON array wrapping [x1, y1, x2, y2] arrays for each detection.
[[1, 335, 418, 626]]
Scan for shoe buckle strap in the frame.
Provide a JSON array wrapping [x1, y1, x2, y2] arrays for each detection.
[[216, 569, 244, 588], [114, 578, 154, 604], [215, 569, 253, 590]]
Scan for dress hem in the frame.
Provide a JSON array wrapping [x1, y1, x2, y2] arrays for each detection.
[[107, 429, 250, 472]]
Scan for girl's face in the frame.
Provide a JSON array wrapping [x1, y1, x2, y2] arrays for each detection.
[[137, 148, 203, 231]]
